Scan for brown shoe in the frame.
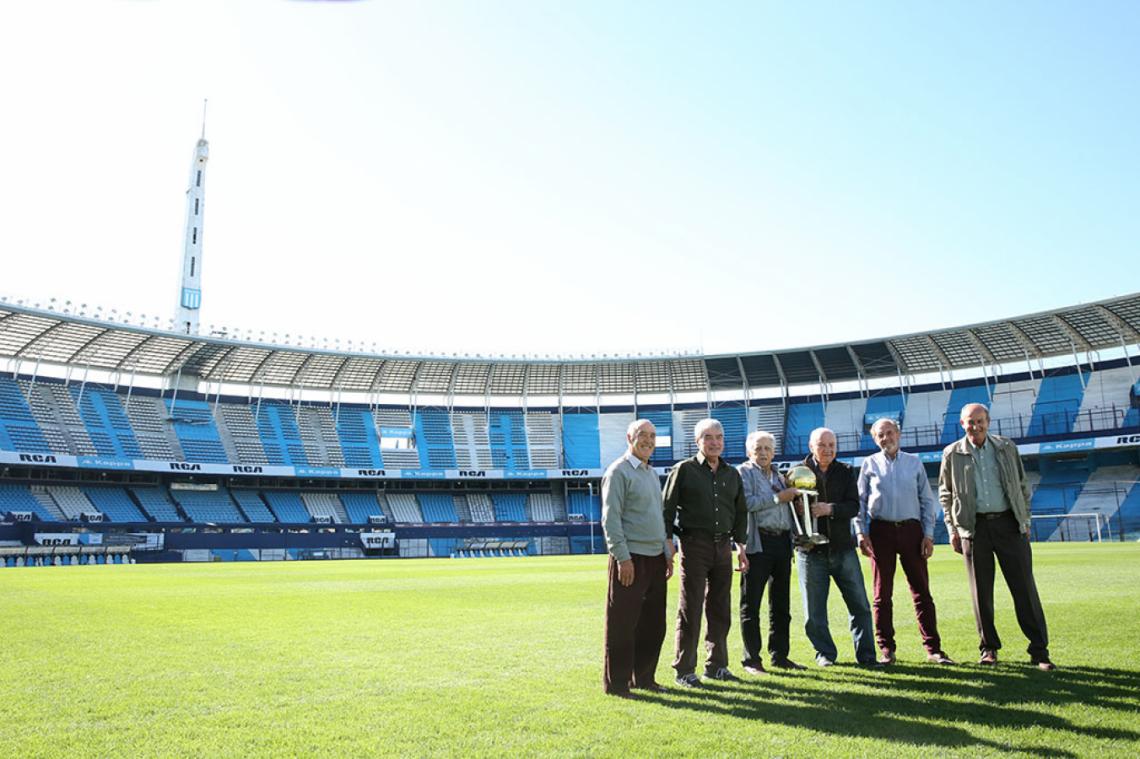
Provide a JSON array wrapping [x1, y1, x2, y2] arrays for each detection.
[[979, 649, 998, 666], [927, 652, 955, 665]]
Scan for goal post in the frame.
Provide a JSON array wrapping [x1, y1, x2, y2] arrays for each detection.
[[1030, 512, 1111, 543]]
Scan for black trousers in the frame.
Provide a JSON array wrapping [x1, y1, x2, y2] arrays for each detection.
[[962, 511, 1049, 662], [603, 552, 668, 694], [740, 530, 793, 667]]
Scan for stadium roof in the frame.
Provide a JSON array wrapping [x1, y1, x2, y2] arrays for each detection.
[[1, 293, 1138, 397]]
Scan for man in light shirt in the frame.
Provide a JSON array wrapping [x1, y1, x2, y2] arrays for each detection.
[[601, 419, 674, 697], [857, 418, 953, 666]]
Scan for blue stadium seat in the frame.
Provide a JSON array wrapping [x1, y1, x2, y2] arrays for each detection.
[[70, 386, 143, 458], [785, 400, 825, 456], [262, 491, 311, 523], [491, 493, 527, 522], [130, 487, 183, 522], [82, 487, 146, 522], [230, 490, 276, 523], [0, 483, 55, 521], [562, 413, 601, 469], [0, 377, 51, 452], [165, 399, 229, 463], [418, 493, 458, 523], [170, 488, 244, 523], [340, 492, 385, 523]]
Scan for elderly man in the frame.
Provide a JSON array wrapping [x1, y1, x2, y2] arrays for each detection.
[[857, 418, 953, 666], [796, 427, 876, 667], [737, 430, 805, 674], [601, 419, 675, 697], [940, 403, 1054, 670], [663, 418, 749, 687]]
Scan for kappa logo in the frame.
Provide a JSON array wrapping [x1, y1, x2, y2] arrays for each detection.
[[18, 453, 57, 463]]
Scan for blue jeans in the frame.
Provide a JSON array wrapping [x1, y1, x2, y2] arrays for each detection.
[[797, 546, 875, 664]]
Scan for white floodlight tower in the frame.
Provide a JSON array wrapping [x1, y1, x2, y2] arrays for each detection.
[[176, 101, 209, 335]]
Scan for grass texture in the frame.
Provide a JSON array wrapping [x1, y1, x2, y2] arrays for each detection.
[[1, 543, 1138, 757]]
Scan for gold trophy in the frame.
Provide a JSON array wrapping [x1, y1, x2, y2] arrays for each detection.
[[785, 465, 829, 545]]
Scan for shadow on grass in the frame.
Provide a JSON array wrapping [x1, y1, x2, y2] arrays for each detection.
[[640, 664, 1140, 756]]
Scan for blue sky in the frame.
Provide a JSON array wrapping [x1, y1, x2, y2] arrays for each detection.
[[1, 2, 1136, 358]]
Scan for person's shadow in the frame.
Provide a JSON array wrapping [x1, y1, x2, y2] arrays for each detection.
[[639, 664, 1140, 756]]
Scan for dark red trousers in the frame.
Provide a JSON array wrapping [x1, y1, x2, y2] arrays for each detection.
[[603, 552, 667, 694], [868, 519, 941, 656]]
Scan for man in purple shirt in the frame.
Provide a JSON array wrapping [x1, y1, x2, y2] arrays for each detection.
[[857, 418, 954, 666]]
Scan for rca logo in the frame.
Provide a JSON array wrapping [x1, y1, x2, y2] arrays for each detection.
[[18, 453, 57, 463]]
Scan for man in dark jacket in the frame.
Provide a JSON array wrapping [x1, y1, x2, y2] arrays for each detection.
[[796, 427, 875, 667]]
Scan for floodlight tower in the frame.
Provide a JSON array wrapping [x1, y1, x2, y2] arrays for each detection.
[[175, 101, 209, 335]]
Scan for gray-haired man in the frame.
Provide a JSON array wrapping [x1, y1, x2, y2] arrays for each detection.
[[737, 430, 805, 673], [663, 418, 749, 687], [602, 419, 674, 697]]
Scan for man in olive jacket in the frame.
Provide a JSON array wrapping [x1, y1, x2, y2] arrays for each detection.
[[939, 403, 1053, 670]]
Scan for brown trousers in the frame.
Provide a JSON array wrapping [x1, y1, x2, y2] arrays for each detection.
[[603, 552, 668, 694], [673, 533, 734, 676]]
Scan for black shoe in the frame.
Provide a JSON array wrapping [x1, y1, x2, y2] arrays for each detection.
[[771, 657, 807, 671], [704, 667, 741, 682], [674, 672, 702, 688], [979, 649, 998, 666]]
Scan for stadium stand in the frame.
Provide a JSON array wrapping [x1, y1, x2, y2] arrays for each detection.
[[70, 386, 143, 458], [0, 376, 52, 453], [562, 412, 601, 469], [262, 491, 312, 523], [130, 487, 183, 522], [490, 493, 525, 522], [230, 489, 276, 523], [82, 486, 147, 522], [418, 492, 458, 523], [340, 491, 386, 523], [165, 398, 229, 463], [2, 293, 1139, 562], [488, 410, 528, 470], [385, 492, 423, 522], [0, 483, 55, 521], [170, 488, 243, 523], [335, 407, 383, 468], [301, 492, 347, 523], [466, 492, 495, 522], [524, 412, 560, 468]]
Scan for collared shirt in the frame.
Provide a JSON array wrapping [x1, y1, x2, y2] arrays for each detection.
[[857, 449, 937, 538], [601, 451, 670, 563], [662, 452, 748, 545], [968, 436, 1010, 514], [738, 460, 793, 533]]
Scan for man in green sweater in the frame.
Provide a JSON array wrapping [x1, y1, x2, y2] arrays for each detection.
[[602, 419, 675, 697]]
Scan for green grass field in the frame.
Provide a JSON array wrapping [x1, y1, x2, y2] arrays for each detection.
[[2, 543, 1138, 758]]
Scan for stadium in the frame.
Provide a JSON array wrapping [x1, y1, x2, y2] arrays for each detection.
[[4, 5, 1140, 757], [1, 291, 1139, 566]]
